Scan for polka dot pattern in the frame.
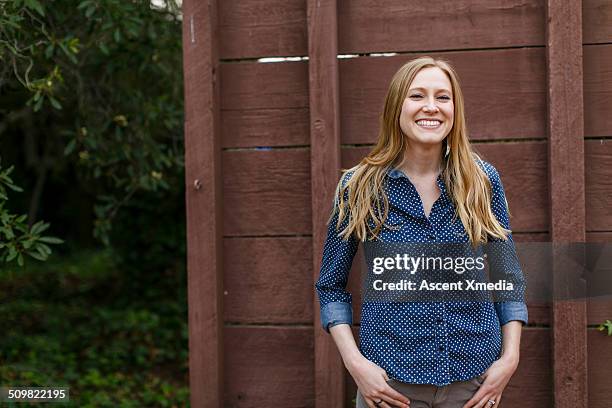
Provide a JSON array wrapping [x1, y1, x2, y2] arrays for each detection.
[[315, 160, 528, 386]]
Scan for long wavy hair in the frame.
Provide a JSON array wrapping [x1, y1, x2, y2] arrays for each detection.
[[332, 56, 509, 246]]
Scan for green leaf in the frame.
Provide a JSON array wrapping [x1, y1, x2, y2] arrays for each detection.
[[599, 320, 612, 336], [24, 0, 45, 16], [64, 139, 77, 156], [30, 221, 50, 236], [17, 253, 24, 266], [113, 28, 121, 43], [26, 250, 47, 261], [49, 97, 63, 110], [38, 236, 64, 245]]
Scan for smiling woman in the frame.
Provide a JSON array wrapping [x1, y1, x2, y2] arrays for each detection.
[[315, 56, 527, 408]]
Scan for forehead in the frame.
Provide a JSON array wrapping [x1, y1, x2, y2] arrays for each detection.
[[409, 67, 452, 93]]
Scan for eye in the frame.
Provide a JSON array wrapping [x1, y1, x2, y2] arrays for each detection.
[[409, 94, 424, 99], [437, 95, 451, 101]]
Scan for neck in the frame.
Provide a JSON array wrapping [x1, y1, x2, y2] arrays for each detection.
[[397, 141, 443, 177]]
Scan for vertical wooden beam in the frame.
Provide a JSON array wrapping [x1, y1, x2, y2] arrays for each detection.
[[182, 1, 223, 407], [308, 1, 344, 407], [545, 1, 587, 407]]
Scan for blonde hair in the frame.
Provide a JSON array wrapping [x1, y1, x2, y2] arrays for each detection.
[[332, 56, 509, 246]]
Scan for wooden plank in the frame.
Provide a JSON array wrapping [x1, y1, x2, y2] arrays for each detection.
[[218, 0, 307, 59], [583, 0, 612, 44], [220, 60, 310, 148], [308, 1, 345, 407], [337, 0, 544, 54], [224, 326, 314, 408], [221, 61, 308, 110], [586, 232, 612, 325], [341, 143, 548, 232], [223, 237, 313, 324], [340, 48, 547, 144], [546, 1, 588, 407], [584, 45, 612, 137], [182, 0, 223, 407], [221, 108, 309, 148], [222, 149, 311, 236], [586, 140, 612, 231], [588, 329, 612, 408]]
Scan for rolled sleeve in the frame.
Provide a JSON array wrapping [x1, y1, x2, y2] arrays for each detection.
[[495, 301, 528, 326], [315, 172, 359, 333], [320, 301, 353, 333]]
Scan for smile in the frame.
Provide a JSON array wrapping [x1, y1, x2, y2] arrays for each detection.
[[415, 119, 442, 129]]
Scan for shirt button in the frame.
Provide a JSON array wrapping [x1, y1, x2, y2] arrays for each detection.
[[427, 233, 436, 240], [439, 345, 445, 352], [436, 317, 444, 324]]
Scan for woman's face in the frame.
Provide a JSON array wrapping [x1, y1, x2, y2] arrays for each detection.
[[399, 66, 454, 147]]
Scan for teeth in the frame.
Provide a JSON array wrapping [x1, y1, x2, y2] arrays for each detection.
[[416, 120, 441, 128]]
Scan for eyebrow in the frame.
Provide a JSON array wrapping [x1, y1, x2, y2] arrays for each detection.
[[409, 87, 452, 94]]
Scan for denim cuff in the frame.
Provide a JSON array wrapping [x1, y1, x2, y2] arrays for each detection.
[[494, 301, 528, 326], [320, 302, 353, 333]]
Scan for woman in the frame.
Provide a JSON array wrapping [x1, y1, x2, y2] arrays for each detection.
[[315, 56, 528, 408]]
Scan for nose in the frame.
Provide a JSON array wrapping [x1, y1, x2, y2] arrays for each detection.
[[423, 101, 439, 112]]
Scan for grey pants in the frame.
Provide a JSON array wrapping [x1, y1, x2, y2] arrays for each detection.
[[356, 375, 484, 408]]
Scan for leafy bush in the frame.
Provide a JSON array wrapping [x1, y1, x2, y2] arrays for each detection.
[[0, 249, 189, 407]]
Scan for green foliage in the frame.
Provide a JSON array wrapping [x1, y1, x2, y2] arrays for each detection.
[[0, 249, 189, 407], [0, 0, 184, 246], [0, 157, 62, 265], [598, 320, 612, 336]]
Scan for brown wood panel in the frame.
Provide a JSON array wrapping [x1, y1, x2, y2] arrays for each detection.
[[340, 48, 546, 145], [547, 1, 587, 406], [341, 143, 548, 232], [221, 61, 308, 110], [588, 329, 612, 408], [218, 0, 307, 59], [345, 328, 552, 407], [308, 1, 345, 407], [221, 108, 309, 148], [586, 232, 612, 325], [183, 0, 223, 406], [583, 0, 612, 44], [220, 60, 310, 148], [224, 326, 314, 408], [337, 0, 545, 54], [586, 140, 612, 231], [223, 237, 313, 324], [222, 149, 311, 236], [584, 45, 612, 137]]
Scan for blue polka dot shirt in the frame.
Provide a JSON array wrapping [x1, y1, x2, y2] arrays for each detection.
[[314, 159, 528, 386]]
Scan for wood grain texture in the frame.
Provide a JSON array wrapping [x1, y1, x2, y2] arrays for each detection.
[[222, 149, 311, 236], [224, 326, 314, 408], [338, 0, 544, 54], [183, 0, 223, 406], [308, 1, 345, 407], [340, 48, 547, 145], [584, 45, 612, 138], [588, 329, 612, 408], [218, 0, 307, 59], [585, 232, 612, 325], [221, 108, 310, 148], [546, 1, 587, 407], [220, 60, 310, 148], [583, 0, 612, 44], [223, 237, 313, 324], [586, 140, 612, 231]]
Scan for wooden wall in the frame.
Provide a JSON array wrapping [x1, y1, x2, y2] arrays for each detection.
[[182, 1, 612, 407]]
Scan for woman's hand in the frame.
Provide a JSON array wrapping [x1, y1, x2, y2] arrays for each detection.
[[462, 355, 519, 408], [347, 356, 410, 408]]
